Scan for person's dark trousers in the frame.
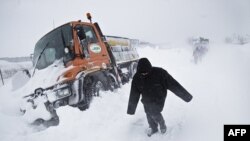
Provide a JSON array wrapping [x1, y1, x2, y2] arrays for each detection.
[[146, 112, 166, 132]]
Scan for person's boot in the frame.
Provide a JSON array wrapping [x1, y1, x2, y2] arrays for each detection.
[[147, 128, 158, 137], [160, 123, 167, 134]]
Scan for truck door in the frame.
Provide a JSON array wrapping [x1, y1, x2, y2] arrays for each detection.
[[75, 25, 110, 69]]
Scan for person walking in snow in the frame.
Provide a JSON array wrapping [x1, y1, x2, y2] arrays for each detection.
[[127, 58, 193, 137]]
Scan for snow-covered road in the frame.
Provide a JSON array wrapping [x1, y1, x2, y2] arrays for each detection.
[[0, 43, 250, 141]]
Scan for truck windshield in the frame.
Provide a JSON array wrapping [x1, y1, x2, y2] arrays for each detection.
[[33, 24, 73, 70]]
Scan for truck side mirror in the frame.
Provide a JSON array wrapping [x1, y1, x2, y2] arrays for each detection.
[[74, 25, 86, 40]]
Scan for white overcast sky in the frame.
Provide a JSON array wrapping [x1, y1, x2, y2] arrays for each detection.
[[0, 0, 250, 57]]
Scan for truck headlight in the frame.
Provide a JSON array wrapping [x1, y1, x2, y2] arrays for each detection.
[[56, 88, 71, 98]]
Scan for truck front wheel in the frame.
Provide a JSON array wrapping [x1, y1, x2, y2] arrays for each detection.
[[78, 77, 93, 111], [78, 77, 105, 110]]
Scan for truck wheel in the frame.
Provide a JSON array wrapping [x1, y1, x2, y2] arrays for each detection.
[[78, 80, 104, 110], [78, 87, 92, 111], [78, 77, 94, 111]]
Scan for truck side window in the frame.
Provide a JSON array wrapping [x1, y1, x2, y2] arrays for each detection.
[[75, 25, 98, 58], [83, 26, 98, 43]]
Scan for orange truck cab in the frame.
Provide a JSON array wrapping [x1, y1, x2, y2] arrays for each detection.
[[21, 13, 139, 127]]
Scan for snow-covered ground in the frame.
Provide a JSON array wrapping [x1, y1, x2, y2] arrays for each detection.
[[0, 43, 250, 141]]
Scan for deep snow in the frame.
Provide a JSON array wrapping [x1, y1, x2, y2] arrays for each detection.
[[0, 43, 250, 141]]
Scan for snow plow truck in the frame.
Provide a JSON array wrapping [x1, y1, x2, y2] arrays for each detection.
[[20, 13, 139, 127]]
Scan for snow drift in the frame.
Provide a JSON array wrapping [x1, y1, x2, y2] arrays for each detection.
[[0, 43, 250, 141]]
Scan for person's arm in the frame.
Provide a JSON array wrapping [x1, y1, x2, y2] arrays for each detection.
[[163, 69, 193, 102], [127, 79, 141, 115]]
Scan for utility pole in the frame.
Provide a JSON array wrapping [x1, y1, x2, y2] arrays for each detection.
[[0, 69, 4, 85]]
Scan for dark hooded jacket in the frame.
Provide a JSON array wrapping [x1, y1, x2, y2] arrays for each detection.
[[127, 58, 193, 115]]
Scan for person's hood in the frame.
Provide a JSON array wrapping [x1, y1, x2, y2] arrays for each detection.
[[137, 58, 152, 73]]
